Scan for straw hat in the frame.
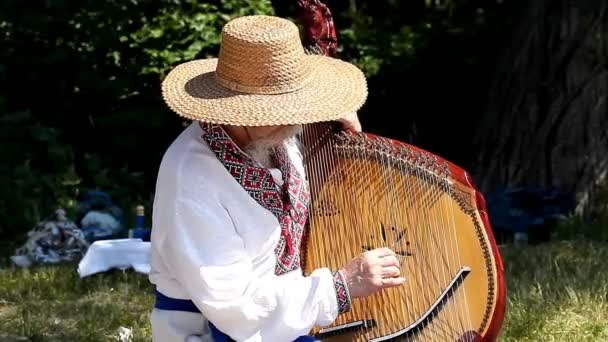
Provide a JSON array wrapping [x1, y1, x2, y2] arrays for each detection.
[[161, 15, 367, 126]]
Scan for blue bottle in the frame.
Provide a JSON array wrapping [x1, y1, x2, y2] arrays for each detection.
[[132, 205, 151, 241]]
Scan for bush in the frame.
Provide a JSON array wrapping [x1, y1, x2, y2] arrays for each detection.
[[0, 0, 274, 248], [0, 108, 79, 242]]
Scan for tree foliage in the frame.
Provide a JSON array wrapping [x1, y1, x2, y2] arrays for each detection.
[[0, 0, 274, 241], [0, 0, 517, 240], [2, 0, 603, 243]]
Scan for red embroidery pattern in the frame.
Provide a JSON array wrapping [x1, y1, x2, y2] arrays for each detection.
[[198, 122, 309, 275], [332, 271, 352, 313]]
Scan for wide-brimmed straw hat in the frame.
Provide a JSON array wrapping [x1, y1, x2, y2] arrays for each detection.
[[161, 15, 368, 126]]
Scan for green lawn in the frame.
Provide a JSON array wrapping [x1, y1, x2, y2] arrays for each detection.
[[499, 241, 608, 341], [1, 241, 607, 341]]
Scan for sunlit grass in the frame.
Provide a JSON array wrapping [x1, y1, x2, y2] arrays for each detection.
[[499, 241, 608, 341], [0, 264, 153, 341], [1, 240, 607, 341]]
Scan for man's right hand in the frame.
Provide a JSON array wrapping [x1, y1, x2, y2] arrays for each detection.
[[339, 247, 406, 299]]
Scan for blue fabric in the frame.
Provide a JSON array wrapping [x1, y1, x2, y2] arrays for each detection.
[[154, 289, 200, 313], [75, 190, 124, 242], [485, 186, 575, 243], [208, 323, 235, 342], [293, 336, 320, 341], [155, 289, 320, 342]]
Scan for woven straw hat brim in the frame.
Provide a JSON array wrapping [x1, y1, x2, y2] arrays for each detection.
[[161, 55, 367, 126]]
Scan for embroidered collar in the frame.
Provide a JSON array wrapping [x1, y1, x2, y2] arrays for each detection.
[[198, 122, 310, 274]]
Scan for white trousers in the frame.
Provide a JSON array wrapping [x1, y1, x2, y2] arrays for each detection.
[[150, 308, 213, 342]]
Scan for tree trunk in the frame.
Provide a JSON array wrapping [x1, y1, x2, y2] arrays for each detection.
[[474, 0, 608, 218]]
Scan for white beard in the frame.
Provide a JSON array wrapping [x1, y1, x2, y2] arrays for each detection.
[[244, 125, 302, 168]]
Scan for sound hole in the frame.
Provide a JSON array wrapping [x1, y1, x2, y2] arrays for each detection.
[[362, 222, 412, 257]]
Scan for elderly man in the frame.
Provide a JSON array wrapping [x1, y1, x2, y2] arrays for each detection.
[[149, 15, 405, 342]]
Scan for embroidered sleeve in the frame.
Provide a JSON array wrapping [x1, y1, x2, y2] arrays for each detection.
[[332, 270, 352, 314]]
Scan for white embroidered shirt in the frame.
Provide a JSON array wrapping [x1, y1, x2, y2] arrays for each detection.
[[148, 123, 345, 341]]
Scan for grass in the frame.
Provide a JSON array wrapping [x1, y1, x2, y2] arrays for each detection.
[[0, 264, 153, 341], [499, 241, 608, 341], [1, 240, 608, 341]]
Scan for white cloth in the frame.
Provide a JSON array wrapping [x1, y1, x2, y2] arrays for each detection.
[[151, 309, 212, 342], [77, 238, 151, 277], [148, 123, 340, 342]]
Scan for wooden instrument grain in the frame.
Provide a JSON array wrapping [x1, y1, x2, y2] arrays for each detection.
[[300, 124, 505, 342]]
